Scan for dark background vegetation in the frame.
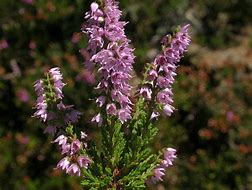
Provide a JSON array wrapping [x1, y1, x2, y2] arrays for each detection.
[[0, 0, 251, 189]]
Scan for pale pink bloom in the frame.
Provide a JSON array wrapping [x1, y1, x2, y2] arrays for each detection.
[[91, 113, 103, 126], [57, 157, 70, 170], [139, 87, 152, 101], [106, 103, 117, 115], [66, 163, 81, 176], [152, 167, 165, 183], [54, 135, 67, 146], [78, 156, 91, 168], [81, 131, 88, 139], [70, 139, 81, 155]]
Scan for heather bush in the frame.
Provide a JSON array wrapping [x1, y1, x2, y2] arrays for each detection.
[[33, 1, 190, 189], [0, 0, 252, 189]]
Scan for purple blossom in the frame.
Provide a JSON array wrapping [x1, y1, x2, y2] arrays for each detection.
[[118, 108, 131, 123], [66, 163, 81, 176], [152, 167, 165, 183], [150, 111, 160, 120], [139, 87, 152, 101], [70, 139, 81, 155], [57, 157, 70, 170], [96, 96, 105, 107], [81, 131, 88, 139], [78, 155, 91, 168], [106, 103, 117, 115], [49, 67, 65, 100], [54, 135, 68, 147], [33, 80, 48, 122], [61, 143, 71, 155], [150, 147, 177, 183], [146, 24, 191, 117], [162, 148, 177, 167], [83, 0, 135, 123], [147, 70, 158, 82], [91, 113, 103, 126]]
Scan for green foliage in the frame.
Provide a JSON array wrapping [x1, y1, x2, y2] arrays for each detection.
[[81, 101, 161, 189]]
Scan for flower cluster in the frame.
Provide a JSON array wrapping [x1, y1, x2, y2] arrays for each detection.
[[55, 134, 91, 176], [140, 24, 191, 118], [34, 79, 47, 122], [33, 67, 90, 176], [83, 0, 135, 124], [48, 67, 65, 100], [151, 148, 177, 183], [33, 0, 191, 187], [33, 67, 81, 134]]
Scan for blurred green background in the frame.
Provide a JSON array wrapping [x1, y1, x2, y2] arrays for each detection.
[[0, 0, 251, 189]]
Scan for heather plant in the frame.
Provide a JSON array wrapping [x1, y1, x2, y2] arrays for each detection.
[[33, 0, 190, 189]]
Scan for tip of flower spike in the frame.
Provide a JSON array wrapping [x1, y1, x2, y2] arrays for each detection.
[[181, 24, 190, 31], [91, 113, 103, 126], [91, 2, 99, 12]]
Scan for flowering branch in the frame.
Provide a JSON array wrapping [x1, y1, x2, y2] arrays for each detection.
[[33, 0, 191, 189]]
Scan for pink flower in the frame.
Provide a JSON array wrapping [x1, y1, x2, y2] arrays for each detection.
[[49, 67, 65, 100], [70, 139, 81, 155], [57, 157, 70, 170], [96, 96, 105, 107], [150, 111, 160, 120], [83, 0, 135, 123], [162, 148, 177, 167], [33, 80, 48, 122], [61, 143, 71, 155], [163, 105, 174, 116], [54, 135, 68, 146], [81, 131, 88, 139], [118, 108, 131, 123], [91, 113, 103, 126], [66, 163, 81, 176], [152, 167, 165, 183], [78, 156, 91, 168], [144, 24, 191, 118], [106, 103, 117, 115], [139, 87, 152, 101], [149, 147, 177, 183]]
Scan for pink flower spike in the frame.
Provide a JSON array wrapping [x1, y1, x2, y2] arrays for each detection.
[[139, 87, 152, 101]]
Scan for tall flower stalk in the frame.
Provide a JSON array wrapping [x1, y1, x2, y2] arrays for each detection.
[[83, 0, 135, 124], [33, 0, 191, 189]]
